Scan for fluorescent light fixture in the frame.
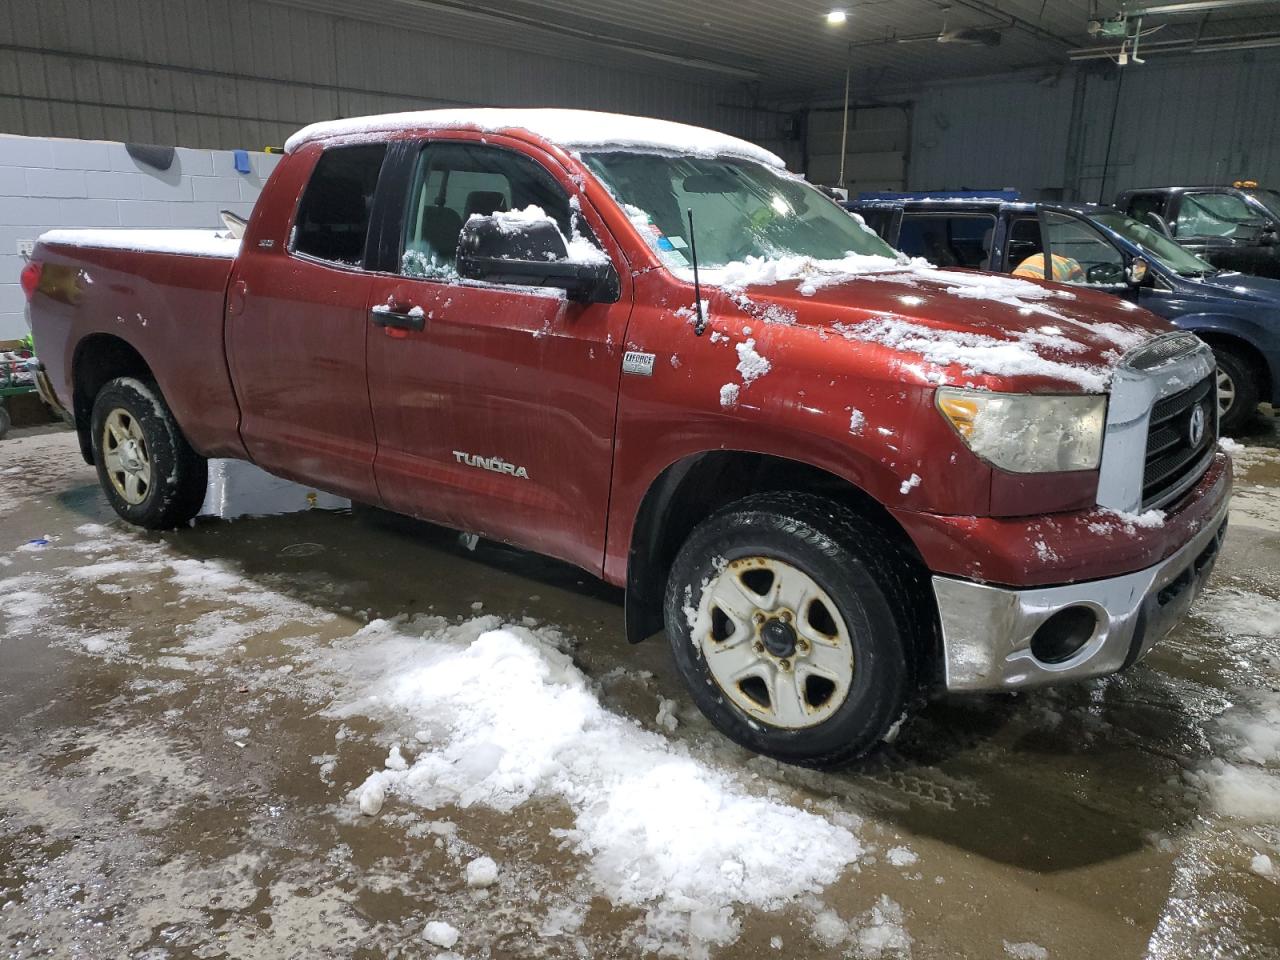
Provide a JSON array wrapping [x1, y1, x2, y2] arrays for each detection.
[[827, 9, 848, 24]]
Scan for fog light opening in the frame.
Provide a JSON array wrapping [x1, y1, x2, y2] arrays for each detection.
[[1030, 606, 1098, 664]]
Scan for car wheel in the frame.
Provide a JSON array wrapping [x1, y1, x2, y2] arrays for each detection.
[[663, 491, 930, 768], [1213, 346, 1259, 435], [90, 377, 208, 529], [0, 403, 10, 440]]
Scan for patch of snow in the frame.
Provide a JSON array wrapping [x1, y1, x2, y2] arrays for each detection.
[[1004, 941, 1049, 960], [735, 338, 771, 385], [423, 920, 460, 948], [899, 474, 921, 495], [885, 846, 918, 867], [838, 317, 1111, 392], [465, 856, 499, 889], [357, 779, 385, 817], [285, 108, 784, 169], [719, 383, 740, 407], [655, 698, 679, 733], [853, 895, 911, 957], [39, 228, 239, 259], [1251, 853, 1276, 878]]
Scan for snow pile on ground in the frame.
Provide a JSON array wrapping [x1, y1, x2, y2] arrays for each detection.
[[835, 317, 1111, 392], [318, 615, 863, 953]]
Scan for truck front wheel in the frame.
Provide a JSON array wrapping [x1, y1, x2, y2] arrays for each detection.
[[90, 377, 207, 529], [663, 492, 926, 768]]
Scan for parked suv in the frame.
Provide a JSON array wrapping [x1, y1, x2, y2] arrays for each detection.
[[25, 109, 1230, 766], [848, 197, 1280, 432], [1115, 184, 1280, 279]]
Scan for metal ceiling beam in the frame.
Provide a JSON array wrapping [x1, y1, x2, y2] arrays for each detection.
[[947, 0, 1079, 47], [1068, 29, 1280, 57], [1127, 0, 1276, 15]]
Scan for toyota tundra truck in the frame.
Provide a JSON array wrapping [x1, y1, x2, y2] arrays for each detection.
[[22, 109, 1231, 767]]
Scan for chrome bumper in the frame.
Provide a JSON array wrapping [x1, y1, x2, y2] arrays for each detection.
[[932, 500, 1229, 692]]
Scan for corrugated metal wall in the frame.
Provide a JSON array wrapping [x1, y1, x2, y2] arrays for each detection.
[[0, 0, 781, 154], [906, 49, 1280, 201]]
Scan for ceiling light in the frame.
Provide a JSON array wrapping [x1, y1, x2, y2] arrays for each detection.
[[827, 9, 848, 25]]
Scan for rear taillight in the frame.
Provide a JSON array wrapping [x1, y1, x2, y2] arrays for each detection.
[[20, 260, 43, 301]]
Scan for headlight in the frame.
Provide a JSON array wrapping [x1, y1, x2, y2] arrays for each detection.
[[935, 387, 1106, 473]]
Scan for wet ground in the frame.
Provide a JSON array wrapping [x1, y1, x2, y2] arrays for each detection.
[[2, 418, 1279, 960]]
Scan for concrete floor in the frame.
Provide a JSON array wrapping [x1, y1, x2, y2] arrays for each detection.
[[2, 420, 1279, 959]]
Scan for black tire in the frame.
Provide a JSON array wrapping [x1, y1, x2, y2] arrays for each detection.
[[90, 377, 207, 529], [663, 491, 930, 768], [1213, 345, 1260, 435], [0, 403, 10, 440]]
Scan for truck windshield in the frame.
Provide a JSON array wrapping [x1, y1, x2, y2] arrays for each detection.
[[580, 152, 897, 268], [1244, 188, 1280, 223], [1089, 210, 1218, 278]]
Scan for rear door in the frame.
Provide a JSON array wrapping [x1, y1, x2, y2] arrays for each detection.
[[362, 136, 633, 573], [226, 142, 389, 501], [896, 211, 999, 269]]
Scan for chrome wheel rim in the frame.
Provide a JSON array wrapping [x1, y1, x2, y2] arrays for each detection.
[[689, 556, 855, 729], [101, 408, 152, 505], [1216, 366, 1235, 419]]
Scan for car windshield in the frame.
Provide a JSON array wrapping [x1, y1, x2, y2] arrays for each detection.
[[1245, 188, 1280, 222], [580, 151, 897, 268], [1089, 210, 1217, 277]]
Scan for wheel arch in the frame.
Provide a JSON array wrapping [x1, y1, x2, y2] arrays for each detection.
[[624, 449, 933, 647], [1192, 326, 1274, 403], [71, 333, 156, 464]]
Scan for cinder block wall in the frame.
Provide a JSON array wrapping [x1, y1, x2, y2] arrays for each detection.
[[0, 135, 281, 342]]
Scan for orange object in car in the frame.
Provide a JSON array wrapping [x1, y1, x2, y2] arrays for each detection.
[[1012, 253, 1085, 282]]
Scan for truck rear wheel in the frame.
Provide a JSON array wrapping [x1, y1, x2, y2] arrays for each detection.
[[1213, 345, 1259, 435], [663, 492, 926, 768], [90, 377, 207, 529]]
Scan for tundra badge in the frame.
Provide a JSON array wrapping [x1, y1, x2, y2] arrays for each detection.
[[622, 351, 656, 376], [453, 451, 529, 479]]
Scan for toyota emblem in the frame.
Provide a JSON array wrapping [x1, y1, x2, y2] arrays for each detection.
[[1188, 404, 1206, 447]]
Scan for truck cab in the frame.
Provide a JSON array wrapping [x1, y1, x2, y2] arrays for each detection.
[[847, 196, 1280, 433], [1115, 184, 1280, 280]]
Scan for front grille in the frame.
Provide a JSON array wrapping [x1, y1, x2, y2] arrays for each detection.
[[1142, 375, 1216, 509]]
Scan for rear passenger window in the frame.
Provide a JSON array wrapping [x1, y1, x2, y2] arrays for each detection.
[[400, 142, 576, 279], [293, 143, 388, 267], [898, 214, 996, 269]]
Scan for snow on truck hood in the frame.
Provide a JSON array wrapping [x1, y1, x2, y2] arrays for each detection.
[[283, 107, 785, 168], [706, 255, 1166, 393]]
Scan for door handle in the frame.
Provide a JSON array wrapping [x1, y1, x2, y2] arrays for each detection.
[[370, 305, 425, 332]]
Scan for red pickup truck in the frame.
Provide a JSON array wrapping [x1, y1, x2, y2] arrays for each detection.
[[23, 109, 1231, 767]]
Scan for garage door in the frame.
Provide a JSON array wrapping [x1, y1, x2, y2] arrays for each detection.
[[807, 105, 910, 194]]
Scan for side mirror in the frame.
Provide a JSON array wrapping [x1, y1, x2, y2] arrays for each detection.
[[1126, 256, 1151, 286], [456, 215, 620, 304]]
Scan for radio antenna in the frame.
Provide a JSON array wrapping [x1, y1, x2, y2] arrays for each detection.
[[686, 208, 707, 336]]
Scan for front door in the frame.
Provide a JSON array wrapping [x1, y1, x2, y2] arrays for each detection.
[[227, 142, 389, 501], [364, 136, 633, 573]]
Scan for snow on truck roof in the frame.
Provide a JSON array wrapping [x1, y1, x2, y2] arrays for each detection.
[[283, 107, 785, 169]]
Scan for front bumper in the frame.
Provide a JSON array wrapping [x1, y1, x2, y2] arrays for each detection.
[[933, 495, 1229, 692]]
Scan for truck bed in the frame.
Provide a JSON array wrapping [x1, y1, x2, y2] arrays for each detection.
[[37, 228, 241, 259], [32, 229, 247, 461]]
